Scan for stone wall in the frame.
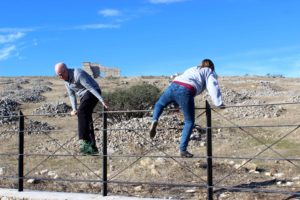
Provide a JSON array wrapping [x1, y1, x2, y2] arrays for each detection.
[[82, 62, 120, 78]]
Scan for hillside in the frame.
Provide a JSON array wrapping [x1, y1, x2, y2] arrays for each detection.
[[1, 75, 300, 200]]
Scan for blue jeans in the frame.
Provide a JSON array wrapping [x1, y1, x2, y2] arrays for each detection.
[[153, 83, 195, 152]]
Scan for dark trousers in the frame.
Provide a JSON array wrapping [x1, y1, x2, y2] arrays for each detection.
[[78, 91, 99, 146]]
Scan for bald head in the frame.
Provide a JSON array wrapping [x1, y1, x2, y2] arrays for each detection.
[[55, 62, 67, 73], [54, 62, 68, 80]]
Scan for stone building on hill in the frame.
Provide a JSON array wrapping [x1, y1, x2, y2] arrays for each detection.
[[82, 62, 121, 78]]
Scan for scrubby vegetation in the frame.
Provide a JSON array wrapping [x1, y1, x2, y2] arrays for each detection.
[[102, 83, 161, 120]]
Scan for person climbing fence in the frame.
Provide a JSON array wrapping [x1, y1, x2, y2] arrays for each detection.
[[149, 59, 225, 158]]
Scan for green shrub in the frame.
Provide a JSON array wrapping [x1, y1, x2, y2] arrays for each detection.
[[102, 83, 161, 120]]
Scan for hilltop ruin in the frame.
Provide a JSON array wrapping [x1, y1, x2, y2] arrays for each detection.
[[82, 62, 121, 78]]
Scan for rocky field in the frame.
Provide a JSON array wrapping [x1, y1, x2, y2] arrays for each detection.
[[1, 75, 300, 200]]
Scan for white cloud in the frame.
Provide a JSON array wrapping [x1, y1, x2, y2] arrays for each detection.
[[75, 23, 120, 30], [0, 45, 16, 60], [0, 31, 24, 60], [98, 9, 121, 17], [0, 32, 25, 44], [0, 28, 34, 33], [0, 28, 30, 61], [148, 0, 187, 4]]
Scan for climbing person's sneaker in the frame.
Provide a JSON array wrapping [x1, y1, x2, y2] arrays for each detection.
[[80, 140, 98, 155], [149, 121, 158, 139], [180, 151, 194, 158]]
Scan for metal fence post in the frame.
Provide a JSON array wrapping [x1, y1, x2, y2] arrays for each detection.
[[102, 108, 108, 196], [18, 111, 24, 192], [205, 101, 213, 200]]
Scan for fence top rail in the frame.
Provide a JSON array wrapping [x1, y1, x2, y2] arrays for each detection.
[[198, 101, 300, 109], [0, 108, 180, 117], [0, 113, 19, 118], [208, 124, 300, 129], [1, 101, 300, 118]]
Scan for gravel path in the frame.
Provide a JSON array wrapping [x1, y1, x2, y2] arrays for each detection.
[[0, 188, 167, 200]]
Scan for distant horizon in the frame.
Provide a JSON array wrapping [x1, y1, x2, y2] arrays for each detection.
[[0, 72, 296, 78]]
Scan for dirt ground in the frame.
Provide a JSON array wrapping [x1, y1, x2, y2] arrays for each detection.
[[1, 75, 300, 200]]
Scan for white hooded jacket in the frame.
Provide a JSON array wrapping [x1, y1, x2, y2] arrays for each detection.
[[173, 66, 223, 106]]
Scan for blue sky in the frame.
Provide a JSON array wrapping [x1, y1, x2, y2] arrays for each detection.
[[0, 0, 300, 77]]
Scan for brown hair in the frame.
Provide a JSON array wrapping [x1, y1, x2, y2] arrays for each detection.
[[199, 59, 215, 72]]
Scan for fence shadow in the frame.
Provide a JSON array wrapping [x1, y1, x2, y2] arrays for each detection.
[[214, 179, 277, 193]]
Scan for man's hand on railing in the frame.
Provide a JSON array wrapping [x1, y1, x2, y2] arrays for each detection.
[[101, 101, 109, 109], [70, 110, 77, 116]]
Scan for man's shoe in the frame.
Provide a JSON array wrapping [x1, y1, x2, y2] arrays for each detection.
[[180, 151, 194, 158], [80, 140, 88, 151], [91, 146, 99, 154], [80, 140, 98, 155], [149, 121, 158, 139]]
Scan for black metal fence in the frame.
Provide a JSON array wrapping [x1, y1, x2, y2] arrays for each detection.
[[1, 101, 300, 199]]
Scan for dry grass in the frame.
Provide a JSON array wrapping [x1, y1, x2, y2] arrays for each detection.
[[1, 75, 300, 199]]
